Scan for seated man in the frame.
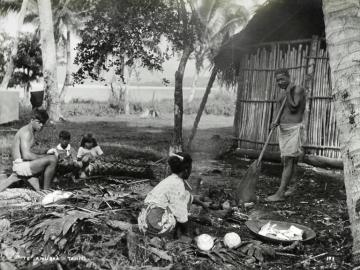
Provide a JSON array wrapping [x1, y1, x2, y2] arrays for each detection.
[[0, 109, 58, 192]]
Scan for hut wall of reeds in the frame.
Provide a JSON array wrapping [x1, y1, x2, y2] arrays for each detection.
[[215, 0, 341, 166]]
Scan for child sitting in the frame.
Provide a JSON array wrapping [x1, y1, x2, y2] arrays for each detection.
[[77, 133, 104, 178], [47, 130, 79, 178]]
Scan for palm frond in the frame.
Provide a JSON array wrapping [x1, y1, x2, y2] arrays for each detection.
[[23, 12, 38, 24], [192, 0, 250, 68], [0, 0, 21, 15], [0, 0, 37, 15]]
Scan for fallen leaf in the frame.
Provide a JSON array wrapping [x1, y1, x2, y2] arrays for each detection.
[[147, 246, 173, 262], [3, 247, 17, 260], [106, 220, 133, 231], [0, 262, 18, 270]]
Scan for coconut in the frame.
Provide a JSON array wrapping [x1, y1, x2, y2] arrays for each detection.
[[195, 234, 214, 251], [223, 232, 241, 248]]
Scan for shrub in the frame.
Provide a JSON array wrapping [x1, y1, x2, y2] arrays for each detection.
[[41, 92, 235, 118], [69, 98, 96, 104]]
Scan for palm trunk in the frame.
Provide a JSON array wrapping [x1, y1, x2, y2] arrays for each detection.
[[323, 0, 360, 263], [59, 29, 71, 103], [0, 0, 28, 91], [186, 67, 218, 151], [171, 45, 192, 153], [38, 0, 60, 121]]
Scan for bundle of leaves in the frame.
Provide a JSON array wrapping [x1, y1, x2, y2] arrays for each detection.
[[22, 209, 101, 258], [79, 187, 143, 214], [87, 160, 155, 179]]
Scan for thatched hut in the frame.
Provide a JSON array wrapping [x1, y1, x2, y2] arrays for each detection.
[[215, 0, 341, 167]]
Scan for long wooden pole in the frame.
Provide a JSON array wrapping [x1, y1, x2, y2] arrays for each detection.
[[303, 36, 319, 158], [257, 97, 287, 166]]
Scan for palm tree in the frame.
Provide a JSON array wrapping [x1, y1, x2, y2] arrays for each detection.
[[187, 0, 248, 103], [322, 0, 360, 263], [37, 0, 59, 120], [24, 0, 84, 103], [0, 0, 29, 91], [2, 0, 85, 104]]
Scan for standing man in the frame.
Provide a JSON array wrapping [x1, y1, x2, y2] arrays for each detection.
[[0, 109, 58, 192], [266, 68, 306, 202]]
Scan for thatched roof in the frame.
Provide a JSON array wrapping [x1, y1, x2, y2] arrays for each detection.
[[215, 0, 324, 84]]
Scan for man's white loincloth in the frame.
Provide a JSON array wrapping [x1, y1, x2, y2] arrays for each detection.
[[12, 159, 32, 176], [278, 123, 304, 157]]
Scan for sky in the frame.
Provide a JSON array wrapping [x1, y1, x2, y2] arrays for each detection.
[[133, 0, 266, 84], [0, 0, 266, 86]]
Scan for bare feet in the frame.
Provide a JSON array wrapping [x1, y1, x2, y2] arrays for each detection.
[[265, 193, 285, 202]]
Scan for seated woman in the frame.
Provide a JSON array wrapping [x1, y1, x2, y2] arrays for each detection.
[[138, 152, 207, 239]]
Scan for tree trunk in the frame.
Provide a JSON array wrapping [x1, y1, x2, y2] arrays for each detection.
[[0, 0, 29, 91], [59, 29, 71, 103], [38, 0, 60, 121], [108, 65, 120, 110], [186, 67, 218, 151], [123, 81, 130, 115], [172, 45, 192, 153], [323, 0, 360, 264], [24, 82, 30, 103], [123, 66, 132, 115]]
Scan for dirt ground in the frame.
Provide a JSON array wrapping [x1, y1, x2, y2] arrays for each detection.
[[0, 114, 352, 269]]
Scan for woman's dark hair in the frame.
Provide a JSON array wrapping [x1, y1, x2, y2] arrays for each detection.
[[31, 109, 49, 124], [168, 152, 192, 174], [80, 133, 98, 147], [59, 130, 71, 140]]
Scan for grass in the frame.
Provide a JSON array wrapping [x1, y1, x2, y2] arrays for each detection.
[[0, 134, 13, 173], [63, 92, 236, 118], [0, 97, 235, 175], [0, 134, 12, 151], [0, 106, 234, 175]]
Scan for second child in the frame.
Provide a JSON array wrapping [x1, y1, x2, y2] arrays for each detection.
[[47, 130, 79, 178], [77, 133, 104, 177]]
